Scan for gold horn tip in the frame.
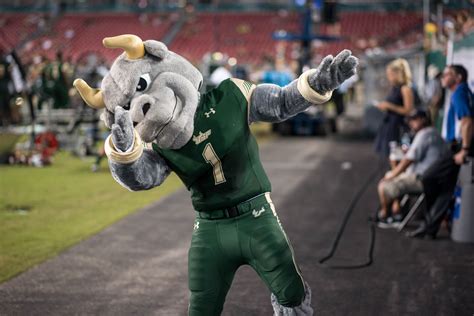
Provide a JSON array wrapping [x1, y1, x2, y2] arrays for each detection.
[[102, 37, 114, 48], [73, 78, 84, 88], [102, 34, 145, 59], [73, 78, 105, 109]]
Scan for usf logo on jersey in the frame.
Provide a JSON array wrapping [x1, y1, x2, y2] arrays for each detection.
[[193, 129, 212, 145], [252, 207, 266, 218]]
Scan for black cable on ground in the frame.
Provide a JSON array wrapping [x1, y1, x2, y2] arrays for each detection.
[[318, 160, 384, 269]]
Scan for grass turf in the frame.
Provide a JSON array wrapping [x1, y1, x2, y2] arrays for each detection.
[[0, 152, 183, 283]]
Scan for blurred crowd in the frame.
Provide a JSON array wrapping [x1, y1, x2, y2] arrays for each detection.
[[0, 46, 306, 169], [0, 49, 110, 126], [0, 49, 110, 167], [373, 58, 473, 239], [0, 46, 311, 127], [425, 9, 474, 52]]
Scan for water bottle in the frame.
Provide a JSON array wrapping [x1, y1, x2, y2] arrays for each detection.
[[389, 141, 397, 161], [389, 141, 403, 162], [401, 132, 411, 152]]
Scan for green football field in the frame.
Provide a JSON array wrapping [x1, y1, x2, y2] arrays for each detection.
[[0, 152, 183, 283]]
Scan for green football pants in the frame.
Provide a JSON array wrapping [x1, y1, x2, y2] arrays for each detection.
[[188, 193, 305, 316]]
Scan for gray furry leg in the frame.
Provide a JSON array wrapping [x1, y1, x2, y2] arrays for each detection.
[[271, 282, 313, 316]]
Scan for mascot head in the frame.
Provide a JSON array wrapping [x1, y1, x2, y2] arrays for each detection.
[[74, 34, 203, 149]]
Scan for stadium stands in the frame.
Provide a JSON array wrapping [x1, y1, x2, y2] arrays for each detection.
[[0, 13, 47, 51], [316, 11, 423, 56], [170, 11, 300, 64], [171, 11, 422, 63], [1, 13, 173, 62], [0, 10, 422, 65]]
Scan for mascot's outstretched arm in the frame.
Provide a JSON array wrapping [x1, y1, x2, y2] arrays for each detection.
[[249, 49, 358, 123], [104, 106, 171, 191]]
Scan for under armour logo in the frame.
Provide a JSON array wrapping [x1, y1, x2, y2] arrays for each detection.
[[204, 108, 216, 118], [193, 221, 200, 231], [252, 207, 266, 218]]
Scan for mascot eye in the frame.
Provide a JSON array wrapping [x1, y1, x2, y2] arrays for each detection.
[[136, 73, 151, 92]]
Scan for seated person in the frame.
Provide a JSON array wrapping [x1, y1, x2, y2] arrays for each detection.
[[377, 109, 448, 227]]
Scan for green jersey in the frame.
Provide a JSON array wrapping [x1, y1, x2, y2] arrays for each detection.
[[153, 79, 271, 212]]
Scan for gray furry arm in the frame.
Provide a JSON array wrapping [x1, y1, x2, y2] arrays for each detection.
[[248, 81, 313, 123], [249, 50, 358, 124], [109, 149, 171, 191]]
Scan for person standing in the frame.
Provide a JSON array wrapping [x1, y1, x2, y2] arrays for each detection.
[[0, 53, 12, 126], [425, 64, 445, 128], [374, 58, 415, 158], [408, 64, 473, 238], [442, 65, 474, 163]]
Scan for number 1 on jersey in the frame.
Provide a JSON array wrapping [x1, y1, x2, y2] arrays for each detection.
[[203, 143, 226, 185]]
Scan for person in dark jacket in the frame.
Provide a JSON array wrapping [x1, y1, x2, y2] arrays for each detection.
[[374, 58, 415, 158]]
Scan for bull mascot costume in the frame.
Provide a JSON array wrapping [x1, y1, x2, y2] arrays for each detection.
[[74, 34, 358, 315]]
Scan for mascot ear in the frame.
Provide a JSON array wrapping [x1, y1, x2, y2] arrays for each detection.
[[143, 40, 169, 60]]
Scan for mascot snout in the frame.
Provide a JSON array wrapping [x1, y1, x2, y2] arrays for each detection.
[[125, 71, 198, 146]]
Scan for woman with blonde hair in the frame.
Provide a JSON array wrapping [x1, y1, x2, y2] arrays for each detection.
[[374, 58, 415, 157]]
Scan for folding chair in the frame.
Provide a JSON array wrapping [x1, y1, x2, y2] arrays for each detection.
[[397, 193, 425, 232]]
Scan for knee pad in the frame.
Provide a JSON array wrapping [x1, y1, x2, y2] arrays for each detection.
[[274, 277, 306, 307], [271, 282, 313, 316]]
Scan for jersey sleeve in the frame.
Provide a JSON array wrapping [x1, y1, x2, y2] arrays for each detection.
[[230, 78, 256, 107]]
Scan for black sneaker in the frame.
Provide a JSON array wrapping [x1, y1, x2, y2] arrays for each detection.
[[392, 213, 403, 223], [376, 210, 386, 221], [377, 216, 397, 229]]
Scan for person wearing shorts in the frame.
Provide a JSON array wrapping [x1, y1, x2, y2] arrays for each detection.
[[377, 109, 448, 227]]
